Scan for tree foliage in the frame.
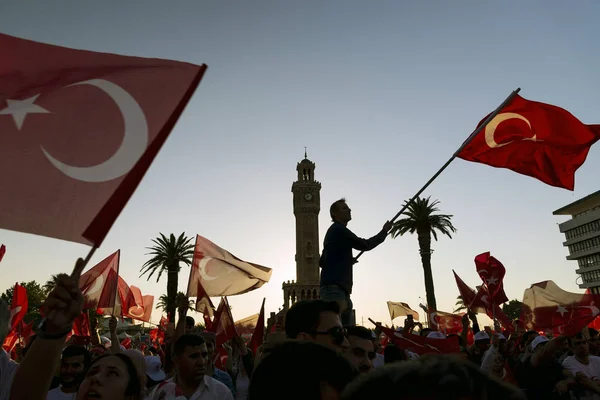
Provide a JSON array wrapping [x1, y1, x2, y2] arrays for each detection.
[[502, 299, 523, 321], [1, 280, 48, 324]]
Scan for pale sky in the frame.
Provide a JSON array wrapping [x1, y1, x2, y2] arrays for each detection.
[[1, 1, 599, 328]]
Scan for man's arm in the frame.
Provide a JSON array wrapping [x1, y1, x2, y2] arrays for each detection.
[[343, 223, 390, 251]]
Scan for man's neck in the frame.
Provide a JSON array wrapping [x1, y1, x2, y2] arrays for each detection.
[[60, 384, 78, 394], [206, 362, 214, 376], [576, 354, 590, 365], [334, 220, 348, 227], [175, 373, 205, 398]]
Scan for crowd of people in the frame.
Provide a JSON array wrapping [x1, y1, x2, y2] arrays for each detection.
[[3, 277, 600, 400]]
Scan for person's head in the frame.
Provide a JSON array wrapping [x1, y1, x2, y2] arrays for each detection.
[[144, 356, 166, 388], [384, 344, 407, 364], [568, 332, 590, 358], [172, 334, 208, 384], [330, 198, 351, 224], [123, 349, 147, 389], [185, 316, 195, 333], [0, 299, 9, 344], [341, 355, 526, 400], [59, 345, 91, 389], [521, 331, 539, 352], [530, 335, 549, 354], [285, 300, 349, 350], [492, 333, 507, 353], [76, 353, 143, 400], [250, 341, 356, 400], [473, 331, 491, 352], [200, 332, 217, 362], [345, 326, 376, 374]]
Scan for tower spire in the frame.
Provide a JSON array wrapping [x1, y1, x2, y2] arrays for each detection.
[[304, 146, 307, 159]]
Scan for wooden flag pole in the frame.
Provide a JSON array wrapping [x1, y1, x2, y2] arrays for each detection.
[[354, 87, 521, 261]]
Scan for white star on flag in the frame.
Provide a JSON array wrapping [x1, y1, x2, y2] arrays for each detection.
[[0, 94, 50, 129], [486, 276, 498, 285], [556, 305, 568, 317]]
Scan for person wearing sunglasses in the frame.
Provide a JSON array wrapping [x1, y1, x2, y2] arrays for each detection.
[[285, 300, 350, 351]]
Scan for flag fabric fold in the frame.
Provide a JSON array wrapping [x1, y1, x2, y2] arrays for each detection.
[[0, 244, 5, 262], [387, 301, 419, 321], [123, 286, 154, 323], [458, 94, 600, 190], [0, 33, 207, 245], [376, 323, 460, 355], [189, 234, 272, 296], [9, 283, 28, 333], [79, 250, 120, 311], [209, 297, 237, 347], [248, 298, 265, 357]]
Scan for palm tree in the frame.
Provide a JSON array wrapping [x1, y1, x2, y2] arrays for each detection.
[[43, 274, 61, 295], [454, 296, 467, 313], [140, 233, 194, 322], [390, 196, 457, 311], [155, 292, 194, 314]]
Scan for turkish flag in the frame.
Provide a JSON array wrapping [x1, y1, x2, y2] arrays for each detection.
[[189, 234, 272, 297], [248, 298, 266, 356], [378, 324, 460, 355], [428, 309, 463, 334], [474, 252, 508, 304], [387, 301, 420, 321], [471, 285, 514, 332], [186, 259, 215, 319], [452, 270, 485, 313], [149, 328, 164, 345], [234, 313, 260, 337], [210, 297, 237, 347], [458, 94, 600, 190], [79, 250, 120, 310], [9, 283, 28, 333], [0, 244, 5, 262], [0, 34, 207, 245], [123, 286, 154, 323]]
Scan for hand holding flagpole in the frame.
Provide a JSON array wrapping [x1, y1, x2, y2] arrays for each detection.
[[354, 87, 521, 261]]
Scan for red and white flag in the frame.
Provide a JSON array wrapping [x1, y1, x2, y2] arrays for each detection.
[[79, 250, 120, 311], [189, 234, 272, 296], [452, 270, 486, 313], [9, 283, 28, 333], [458, 94, 600, 190], [234, 313, 260, 337], [428, 309, 463, 334], [186, 261, 215, 319], [0, 33, 207, 245], [210, 297, 237, 347], [520, 280, 599, 335], [377, 324, 460, 355], [474, 252, 507, 303], [123, 286, 154, 323], [387, 301, 419, 321]]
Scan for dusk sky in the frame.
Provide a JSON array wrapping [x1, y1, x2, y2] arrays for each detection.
[[1, 1, 599, 327]]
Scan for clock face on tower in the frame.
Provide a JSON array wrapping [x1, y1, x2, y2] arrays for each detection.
[[304, 193, 313, 201]]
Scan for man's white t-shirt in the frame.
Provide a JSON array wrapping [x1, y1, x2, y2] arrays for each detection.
[[46, 386, 77, 400], [562, 355, 600, 400]]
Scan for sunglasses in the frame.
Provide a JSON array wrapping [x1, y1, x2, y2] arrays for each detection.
[[312, 326, 348, 345]]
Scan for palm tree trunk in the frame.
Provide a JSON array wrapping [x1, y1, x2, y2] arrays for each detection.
[[417, 227, 437, 312], [166, 263, 179, 323]]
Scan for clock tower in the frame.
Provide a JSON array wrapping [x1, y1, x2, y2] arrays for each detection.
[[281, 151, 322, 310]]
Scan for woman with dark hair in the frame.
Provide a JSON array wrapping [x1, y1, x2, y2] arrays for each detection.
[[77, 353, 143, 400]]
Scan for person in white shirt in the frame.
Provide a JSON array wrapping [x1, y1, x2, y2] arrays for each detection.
[[480, 333, 508, 380], [562, 331, 600, 400], [46, 345, 91, 400], [0, 299, 19, 400], [170, 334, 233, 400]]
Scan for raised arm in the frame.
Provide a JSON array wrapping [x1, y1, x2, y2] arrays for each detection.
[[343, 221, 391, 251]]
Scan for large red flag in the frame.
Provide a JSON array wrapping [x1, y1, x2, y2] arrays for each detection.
[[190, 234, 272, 296], [458, 94, 600, 190], [0, 34, 207, 245], [377, 324, 460, 355], [186, 258, 215, 319], [123, 286, 154, 323], [452, 271, 485, 313], [0, 244, 5, 262], [79, 250, 120, 310], [520, 280, 598, 335], [474, 252, 508, 305], [9, 283, 28, 333]]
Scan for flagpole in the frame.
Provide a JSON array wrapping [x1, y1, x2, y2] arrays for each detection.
[[354, 87, 521, 261]]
